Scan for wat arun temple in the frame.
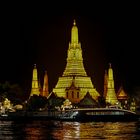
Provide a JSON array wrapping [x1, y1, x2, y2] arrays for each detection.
[[30, 20, 127, 106], [53, 20, 100, 103]]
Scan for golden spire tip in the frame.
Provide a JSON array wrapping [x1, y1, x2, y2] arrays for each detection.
[[73, 19, 76, 26]]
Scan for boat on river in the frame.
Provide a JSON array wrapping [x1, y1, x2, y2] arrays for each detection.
[[0, 107, 139, 122], [56, 108, 139, 122]]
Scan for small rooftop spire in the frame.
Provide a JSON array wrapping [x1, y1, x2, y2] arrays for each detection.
[[45, 70, 47, 74], [109, 63, 111, 68], [73, 19, 76, 26], [34, 64, 36, 68]]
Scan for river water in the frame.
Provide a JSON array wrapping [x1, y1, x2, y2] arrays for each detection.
[[0, 120, 140, 140]]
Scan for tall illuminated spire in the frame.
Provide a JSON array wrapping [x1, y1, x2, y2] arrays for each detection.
[[71, 19, 78, 44], [106, 63, 118, 105], [63, 19, 87, 76], [42, 71, 49, 97], [108, 63, 113, 83], [30, 64, 40, 96], [53, 20, 100, 103]]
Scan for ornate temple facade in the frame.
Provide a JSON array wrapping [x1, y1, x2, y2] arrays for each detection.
[[117, 86, 128, 100], [30, 64, 40, 96], [53, 20, 100, 103], [105, 63, 118, 105], [117, 86, 128, 108]]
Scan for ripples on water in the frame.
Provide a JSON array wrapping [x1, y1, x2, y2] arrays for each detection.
[[0, 120, 140, 140]]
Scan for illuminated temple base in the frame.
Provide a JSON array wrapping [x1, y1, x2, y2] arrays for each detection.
[[53, 76, 99, 102]]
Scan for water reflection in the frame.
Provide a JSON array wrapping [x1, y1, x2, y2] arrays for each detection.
[[52, 121, 140, 140], [53, 122, 81, 139], [0, 120, 140, 140]]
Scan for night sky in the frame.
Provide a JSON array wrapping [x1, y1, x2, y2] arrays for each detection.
[[1, 4, 140, 96]]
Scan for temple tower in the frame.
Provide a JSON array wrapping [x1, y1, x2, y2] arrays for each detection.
[[53, 20, 100, 103], [42, 71, 49, 97], [105, 63, 118, 105], [30, 64, 40, 96]]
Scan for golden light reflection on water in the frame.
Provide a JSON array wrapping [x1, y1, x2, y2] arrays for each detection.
[[52, 121, 138, 140], [0, 120, 140, 140]]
